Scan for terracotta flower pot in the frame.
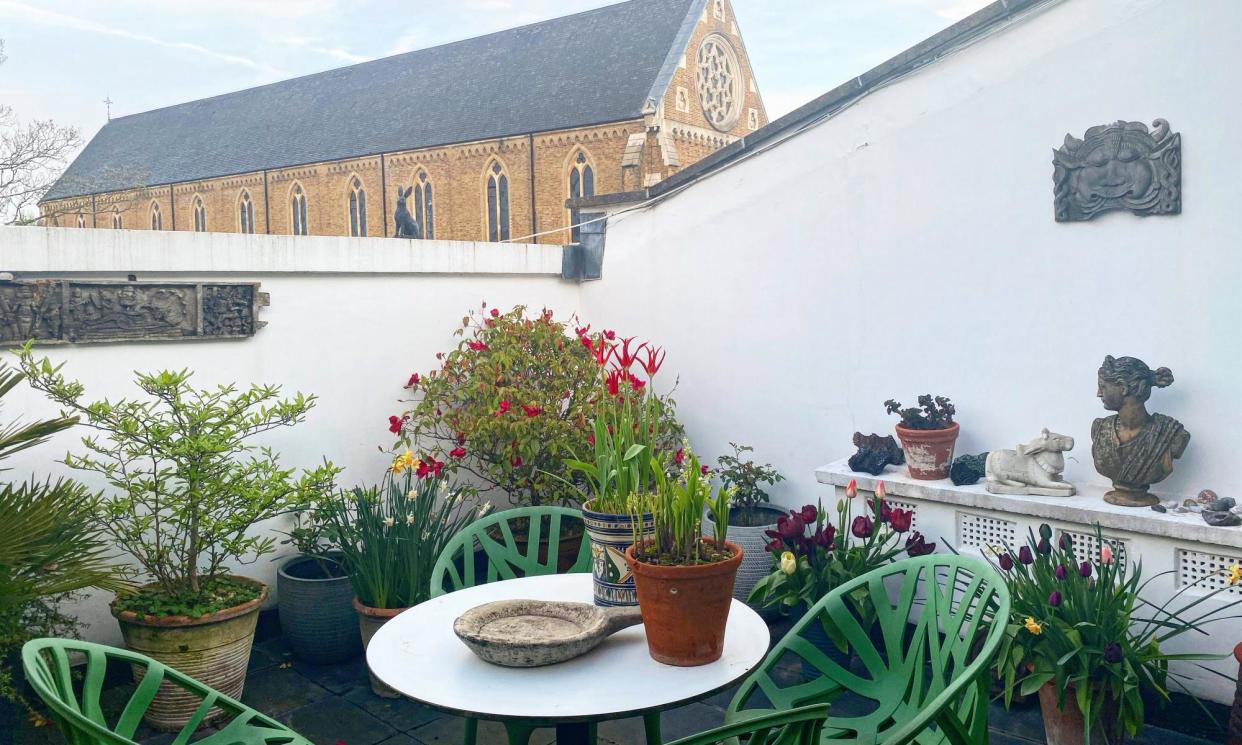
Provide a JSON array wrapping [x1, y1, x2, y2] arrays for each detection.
[[111, 577, 266, 732], [1037, 682, 1122, 745], [1229, 643, 1242, 745], [583, 499, 653, 607], [895, 422, 960, 480], [354, 598, 408, 698], [625, 540, 743, 667]]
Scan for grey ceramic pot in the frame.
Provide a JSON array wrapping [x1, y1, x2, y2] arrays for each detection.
[[277, 554, 362, 665], [701, 503, 786, 608]]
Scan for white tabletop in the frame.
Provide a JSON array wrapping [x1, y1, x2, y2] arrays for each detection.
[[366, 573, 770, 722]]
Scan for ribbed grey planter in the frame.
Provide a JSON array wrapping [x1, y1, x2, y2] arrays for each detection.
[[277, 555, 362, 665], [702, 503, 785, 609]]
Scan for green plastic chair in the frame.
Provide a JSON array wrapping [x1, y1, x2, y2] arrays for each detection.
[[727, 555, 1010, 745], [21, 637, 311, 745], [667, 704, 830, 745]]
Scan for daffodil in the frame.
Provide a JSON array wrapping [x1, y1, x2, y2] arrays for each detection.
[[391, 450, 417, 474], [1023, 616, 1043, 635], [780, 551, 797, 575], [405, 513, 416, 526], [1228, 565, 1242, 586], [383, 517, 395, 529]]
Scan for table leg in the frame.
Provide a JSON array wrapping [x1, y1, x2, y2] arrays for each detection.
[[643, 712, 662, 745], [554, 721, 597, 744]]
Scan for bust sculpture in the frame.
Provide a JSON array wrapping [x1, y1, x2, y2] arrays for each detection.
[[986, 429, 1076, 496], [1091, 356, 1190, 507]]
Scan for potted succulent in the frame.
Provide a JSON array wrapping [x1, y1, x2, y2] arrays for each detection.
[[885, 395, 958, 479], [625, 450, 741, 666], [17, 348, 336, 731], [564, 332, 680, 606], [749, 479, 933, 670], [275, 510, 360, 665], [994, 524, 1242, 745], [701, 443, 785, 608], [319, 463, 480, 697]]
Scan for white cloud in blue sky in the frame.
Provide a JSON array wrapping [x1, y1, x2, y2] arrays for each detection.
[[0, 0, 990, 153]]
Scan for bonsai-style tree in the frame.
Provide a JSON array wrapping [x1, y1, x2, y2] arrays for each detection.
[[715, 443, 784, 526], [885, 395, 956, 430], [17, 345, 337, 617], [0, 361, 124, 707]]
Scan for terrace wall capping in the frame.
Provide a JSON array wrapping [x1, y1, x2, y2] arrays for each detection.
[[816, 459, 1242, 550]]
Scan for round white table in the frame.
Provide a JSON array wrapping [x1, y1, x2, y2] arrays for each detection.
[[366, 573, 770, 744]]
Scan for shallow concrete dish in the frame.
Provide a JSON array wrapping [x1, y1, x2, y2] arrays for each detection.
[[454, 599, 643, 667]]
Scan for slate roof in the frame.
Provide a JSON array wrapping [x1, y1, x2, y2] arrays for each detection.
[[44, 0, 703, 201]]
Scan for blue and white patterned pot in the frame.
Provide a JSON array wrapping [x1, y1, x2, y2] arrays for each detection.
[[582, 500, 654, 607]]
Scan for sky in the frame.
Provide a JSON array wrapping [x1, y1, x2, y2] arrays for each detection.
[[0, 0, 992, 157]]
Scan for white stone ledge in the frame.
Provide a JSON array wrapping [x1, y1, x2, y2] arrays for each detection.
[[816, 458, 1242, 550], [0, 226, 565, 276]]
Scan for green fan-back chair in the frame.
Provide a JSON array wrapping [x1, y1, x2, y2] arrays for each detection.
[[667, 704, 830, 745], [727, 555, 1010, 745], [22, 637, 311, 745], [431, 506, 658, 745]]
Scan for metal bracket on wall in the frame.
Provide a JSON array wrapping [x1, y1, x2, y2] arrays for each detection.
[[561, 212, 606, 282]]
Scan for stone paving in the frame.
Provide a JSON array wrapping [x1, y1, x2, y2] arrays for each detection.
[[6, 618, 1226, 745]]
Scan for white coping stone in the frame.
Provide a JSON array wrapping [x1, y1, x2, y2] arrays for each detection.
[[816, 458, 1242, 550]]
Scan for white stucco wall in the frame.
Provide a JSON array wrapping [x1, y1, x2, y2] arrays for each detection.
[[1, 226, 578, 644]]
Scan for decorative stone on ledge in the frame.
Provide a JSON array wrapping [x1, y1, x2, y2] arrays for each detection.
[[817, 458, 1242, 549]]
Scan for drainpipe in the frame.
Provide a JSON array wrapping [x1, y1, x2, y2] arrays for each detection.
[[91, 195, 97, 227], [380, 154, 389, 237], [263, 171, 271, 234], [528, 133, 538, 244], [169, 185, 176, 230]]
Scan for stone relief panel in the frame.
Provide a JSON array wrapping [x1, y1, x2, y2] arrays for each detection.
[[1053, 119, 1181, 222], [0, 280, 267, 344]]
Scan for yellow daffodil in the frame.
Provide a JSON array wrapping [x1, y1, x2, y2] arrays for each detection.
[[405, 513, 416, 526], [1023, 617, 1043, 635], [382, 517, 395, 529], [391, 450, 417, 474], [780, 551, 797, 575], [1228, 565, 1242, 586]]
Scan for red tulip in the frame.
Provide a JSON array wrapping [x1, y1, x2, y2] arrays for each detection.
[[630, 376, 646, 393], [889, 508, 913, 533], [845, 479, 858, 499], [799, 505, 817, 523], [615, 337, 646, 370], [522, 404, 543, 418], [851, 516, 874, 539], [586, 336, 613, 366], [605, 369, 622, 397], [639, 346, 666, 377]]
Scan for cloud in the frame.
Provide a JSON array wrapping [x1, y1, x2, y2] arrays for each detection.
[[934, 0, 992, 21], [0, 1, 287, 76], [274, 35, 369, 64]]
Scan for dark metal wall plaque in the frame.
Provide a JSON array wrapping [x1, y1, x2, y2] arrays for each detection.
[[0, 280, 268, 345], [1053, 119, 1181, 222]]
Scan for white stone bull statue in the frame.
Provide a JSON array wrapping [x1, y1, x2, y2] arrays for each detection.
[[986, 428, 1076, 496]]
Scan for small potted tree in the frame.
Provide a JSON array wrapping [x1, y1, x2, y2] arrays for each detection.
[[276, 510, 359, 665], [885, 395, 958, 480], [701, 443, 785, 608], [625, 450, 741, 666], [18, 348, 337, 731]]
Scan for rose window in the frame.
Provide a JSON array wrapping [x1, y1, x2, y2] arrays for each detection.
[[696, 34, 743, 131]]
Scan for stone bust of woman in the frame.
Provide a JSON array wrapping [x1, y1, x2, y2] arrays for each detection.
[[1091, 355, 1190, 507]]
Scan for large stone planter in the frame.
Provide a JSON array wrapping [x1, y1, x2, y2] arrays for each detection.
[[111, 577, 266, 732], [277, 554, 361, 665], [701, 504, 784, 609], [583, 500, 653, 606], [354, 598, 407, 698]]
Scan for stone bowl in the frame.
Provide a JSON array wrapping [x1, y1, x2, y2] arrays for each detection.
[[453, 599, 642, 667]]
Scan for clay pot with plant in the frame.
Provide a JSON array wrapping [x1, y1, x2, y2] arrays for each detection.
[[625, 450, 742, 666], [700, 443, 785, 608], [17, 347, 337, 732], [885, 395, 959, 480]]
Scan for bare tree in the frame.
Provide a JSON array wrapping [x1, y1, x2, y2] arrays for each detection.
[[0, 40, 82, 225]]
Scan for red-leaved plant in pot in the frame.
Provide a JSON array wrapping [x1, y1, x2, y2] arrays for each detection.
[[625, 450, 741, 666], [885, 395, 958, 480]]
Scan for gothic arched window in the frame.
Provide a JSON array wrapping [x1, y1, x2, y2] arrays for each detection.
[[112, 207, 122, 229], [192, 196, 207, 232], [290, 183, 308, 236], [150, 202, 162, 231], [568, 150, 595, 244], [239, 190, 255, 234], [76, 212, 85, 228], [485, 160, 510, 242], [414, 170, 434, 240], [348, 176, 367, 237]]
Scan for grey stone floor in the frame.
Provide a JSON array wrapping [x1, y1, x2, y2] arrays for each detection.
[[7, 626, 1227, 745]]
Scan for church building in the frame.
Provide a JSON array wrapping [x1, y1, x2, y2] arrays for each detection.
[[39, 0, 766, 244]]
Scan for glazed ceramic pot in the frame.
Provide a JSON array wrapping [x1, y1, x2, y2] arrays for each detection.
[[277, 554, 361, 665], [895, 422, 960, 480], [625, 539, 743, 666], [701, 504, 784, 609], [354, 598, 408, 698], [112, 577, 266, 731], [1038, 682, 1122, 745], [583, 500, 654, 606]]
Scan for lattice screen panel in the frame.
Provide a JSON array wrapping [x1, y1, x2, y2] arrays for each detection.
[[1176, 548, 1242, 596], [1057, 529, 1129, 566], [957, 512, 1017, 556]]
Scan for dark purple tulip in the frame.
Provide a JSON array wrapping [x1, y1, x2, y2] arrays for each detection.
[[1055, 564, 1068, 581], [1104, 643, 1123, 663], [905, 532, 936, 557], [851, 515, 874, 539], [766, 539, 783, 553], [799, 505, 818, 523], [1059, 534, 1075, 551], [776, 514, 805, 539], [1018, 546, 1034, 565], [998, 553, 1014, 571], [1037, 538, 1052, 555], [1079, 561, 1093, 578], [1048, 591, 1062, 607], [1039, 524, 1054, 541]]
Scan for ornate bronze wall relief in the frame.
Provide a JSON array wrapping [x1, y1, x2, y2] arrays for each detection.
[[1053, 119, 1181, 222]]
